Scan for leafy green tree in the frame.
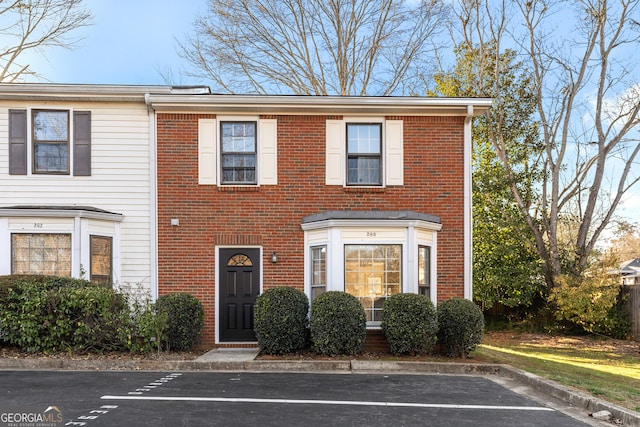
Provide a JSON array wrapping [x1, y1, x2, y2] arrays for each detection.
[[431, 43, 546, 311]]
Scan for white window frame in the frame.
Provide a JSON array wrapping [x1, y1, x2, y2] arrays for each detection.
[[25, 107, 76, 177], [32, 109, 71, 175], [0, 209, 122, 286], [10, 232, 72, 276], [302, 217, 440, 327], [198, 116, 277, 186], [325, 117, 403, 187]]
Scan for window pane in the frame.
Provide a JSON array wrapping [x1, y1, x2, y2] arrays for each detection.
[[221, 122, 256, 152], [34, 143, 69, 173], [346, 123, 382, 186], [344, 244, 402, 322], [419, 245, 431, 298], [347, 124, 381, 154], [33, 111, 68, 142], [91, 236, 112, 285], [348, 157, 380, 184], [222, 154, 256, 167], [221, 121, 257, 184], [11, 234, 71, 276], [311, 246, 327, 302]]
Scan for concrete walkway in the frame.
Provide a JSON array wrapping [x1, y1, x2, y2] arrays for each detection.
[[195, 347, 261, 362]]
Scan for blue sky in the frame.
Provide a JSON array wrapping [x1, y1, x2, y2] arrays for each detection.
[[25, 0, 205, 85], [20, 0, 640, 227]]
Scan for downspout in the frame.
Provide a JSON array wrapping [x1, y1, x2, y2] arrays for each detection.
[[145, 93, 158, 300], [463, 104, 474, 300]]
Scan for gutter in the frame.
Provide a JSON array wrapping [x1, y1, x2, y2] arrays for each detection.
[[464, 104, 475, 300]]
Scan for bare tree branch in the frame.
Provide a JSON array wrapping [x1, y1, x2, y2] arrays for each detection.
[[449, 0, 640, 288], [179, 0, 448, 95], [0, 0, 92, 82]]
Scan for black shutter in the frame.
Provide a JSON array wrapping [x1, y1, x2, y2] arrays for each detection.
[[8, 109, 27, 175], [73, 111, 91, 176]]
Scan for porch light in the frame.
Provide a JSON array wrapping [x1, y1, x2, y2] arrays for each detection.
[[271, 252, 278, 263]]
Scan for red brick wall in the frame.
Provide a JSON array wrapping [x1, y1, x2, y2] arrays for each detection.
[[156, 113, 466, 345]]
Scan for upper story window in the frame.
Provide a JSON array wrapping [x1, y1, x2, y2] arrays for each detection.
[[221, 121, 257, 185], [197, 117, 277, 186], [326, 118, 403, 187], [9, 109, 91, 176], [33, 110, 69, 174], [346, 123, 382, 185]]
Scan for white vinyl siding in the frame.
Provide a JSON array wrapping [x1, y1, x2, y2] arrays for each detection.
[[0, 102, 153, 289]]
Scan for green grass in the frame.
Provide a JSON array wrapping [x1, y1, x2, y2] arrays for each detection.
[[474, 334, 640, 411]]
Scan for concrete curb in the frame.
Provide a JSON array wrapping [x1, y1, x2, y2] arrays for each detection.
[[1, 358, 638, 426], [498, 365, 640, 427]]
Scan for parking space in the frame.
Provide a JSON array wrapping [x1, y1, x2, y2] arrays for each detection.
[[0, 371, 593, 426]]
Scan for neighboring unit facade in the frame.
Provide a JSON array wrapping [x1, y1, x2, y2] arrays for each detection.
[[0, 84, 201, 295], [148, 95, 491, 346], [620, 258, 640, 286]]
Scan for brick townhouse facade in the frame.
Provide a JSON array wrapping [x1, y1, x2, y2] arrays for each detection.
[[149, 95, 491, 346]]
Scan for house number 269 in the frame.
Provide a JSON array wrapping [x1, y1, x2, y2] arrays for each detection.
[[366, 232, 376, 237]]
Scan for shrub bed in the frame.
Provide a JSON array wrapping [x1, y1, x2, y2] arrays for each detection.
[[381, 293, 437, 355], [310, 291, 366, 356], [0, 275, 129, 352], [254, 286, 309, 354], [437, 298, 484, 357]]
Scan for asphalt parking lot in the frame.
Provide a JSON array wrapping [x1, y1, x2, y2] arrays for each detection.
[[0, 371, 595, 426]]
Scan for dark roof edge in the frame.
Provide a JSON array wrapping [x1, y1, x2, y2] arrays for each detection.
[[302, 210, 441, 224], [0, 205, 123, 221]]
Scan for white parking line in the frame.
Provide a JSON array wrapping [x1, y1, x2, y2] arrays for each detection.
[[101, 395, 554, 412]]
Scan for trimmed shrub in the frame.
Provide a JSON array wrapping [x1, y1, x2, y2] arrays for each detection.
[[437, 298, 484, 357], [0, 276, 129, 352], [381, 293, 437, 355], [310, 291, 366, 356], [254, 287, 309, 354], [156, 293, 204, 351]]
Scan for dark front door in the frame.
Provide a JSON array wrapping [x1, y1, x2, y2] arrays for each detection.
[[219, 248, 260, 342]]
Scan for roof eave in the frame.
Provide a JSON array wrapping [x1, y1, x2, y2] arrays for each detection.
[[147, 95, 493, 116], [0, 83, 208, 103]]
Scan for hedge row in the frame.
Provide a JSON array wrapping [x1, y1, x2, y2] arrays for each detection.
[[0, 275, 203, 353], [255, 287, 484, 357]]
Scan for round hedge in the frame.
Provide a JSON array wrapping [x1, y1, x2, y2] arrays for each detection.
[[156, 292, 204, 351], [381, 293, 437, 355], [310, 291, 366, 356], [437, 298, 484, 357], [254, 287, 309, 354]]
